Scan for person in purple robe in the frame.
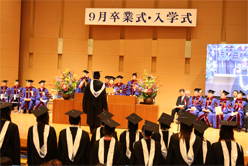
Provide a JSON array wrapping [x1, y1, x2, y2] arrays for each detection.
[[126, 73, 140, 96], [10, 79, 23, 110], [114, 75, 126, 96], [20, 80, 36, 113], [35, 80, 50, 109], [75, 70, 91, 93], [0, 80, 11, 103]]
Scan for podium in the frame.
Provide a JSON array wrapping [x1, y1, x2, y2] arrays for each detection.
[[74, 93, 87, 125], [107, 95, 138, 129], [53, 99, 74, 124]]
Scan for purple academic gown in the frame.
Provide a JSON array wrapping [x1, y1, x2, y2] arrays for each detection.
[[186, 96, 203, 116], [20, 87, 36, 110], [114, 83, 126, 96], [35, 88, 49, 109], [126, 80, 140, 96], [0, 86, 10, 102], [224, 99, 246, 129], [196, 97, 218, 125], [75, 77, 92, 93]]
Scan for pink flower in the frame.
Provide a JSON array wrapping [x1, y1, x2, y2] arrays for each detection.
[[64, 87, 68, 91]]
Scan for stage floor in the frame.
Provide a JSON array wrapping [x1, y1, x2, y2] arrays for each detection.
[[11, 111, 248, 161]]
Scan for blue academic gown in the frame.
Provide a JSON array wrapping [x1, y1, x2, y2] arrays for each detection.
[[186, 96, 203, 116], [126, 80, 140, 96], [224, 99, 247, 129], [114, 83, 126, 96], [197, 97, 218, 125], [75, 77, 92, 93], [210, 99, 231, 128], [0, 86, 11, 102], [35, 88, 49, 109], [20, 87, 36, 110]]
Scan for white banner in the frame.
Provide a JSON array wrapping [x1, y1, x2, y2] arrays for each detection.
[[85, 8, 197, 27]]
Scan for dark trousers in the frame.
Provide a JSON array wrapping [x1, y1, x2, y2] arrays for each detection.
[[171, 108, 185, 121], [244, 115, 248, 128]]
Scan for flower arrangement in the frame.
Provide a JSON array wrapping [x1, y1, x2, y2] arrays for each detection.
[[138, 70, 160, 99], [51, 69, 79, 95]]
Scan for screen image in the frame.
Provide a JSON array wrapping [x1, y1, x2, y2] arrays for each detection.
[[205, 44, 248, 96]]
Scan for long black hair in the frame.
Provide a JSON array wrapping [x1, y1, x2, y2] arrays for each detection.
[[36, 112, 49, 133], [219, 125, 235, 141], [0, 107, 11, 121], [179, 123, 193, 143]]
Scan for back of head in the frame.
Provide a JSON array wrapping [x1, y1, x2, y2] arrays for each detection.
[[0, 106, 11, 122], [36, 112, 49, 125], [179, 123, 193, 142], [142, 125, 153, 137], [47, 159, 62, 166], [103, 125, 115, 136], [160, 123, 170, 130], [0, 157, 12, 166], [194, 129, 203, 140], [69, 116, 81, 125], [219, 125, 235, 141], [128, 121, 138, 132]]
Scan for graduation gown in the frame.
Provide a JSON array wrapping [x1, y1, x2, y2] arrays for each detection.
[[0, 86, 10, 102], [119, 130, 143, 165], [166, 133, 202, 165], [90, 138, 124, 165], [199, 139, 212, 165], [20, 87, 36, 110], [58, 127, 91, 165], [90, 126, 118, 148], [27, 124, 57, 165], [114, 83, 127, 96], [35, 88, 50, 109], [129, 138, 162, 165], [126, 80, 140, 96], [83, 80, 108, 126], [186, 96, 203, 116], [10, 86, 23, 103], [0, 120, 20, 165], [212, 140, 244, 166]]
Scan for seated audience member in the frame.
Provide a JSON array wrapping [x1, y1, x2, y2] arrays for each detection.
[[10, 79, 23, 110], [129, 120, 161, 165], [186, 88, 203, 116], [126, 73, 140, 96], [196, 90, 218, 125], [58, 109, 90, 165], [20, 80, 36, 113], [244, 94, 248, 132], [152, 113, 173, 165], [166, 112, 202, 165], [225, 90, 247, 132], [212, 121, 244, 165], [114, 75, 127, 96], [171, 89, 189, 123], [194, 120, 212, 165], [107, 76, 116, 95], [35, 80, 49, 109], [0, 103, 20, 165], [199, 90, 205, 98], [0, 80, 10, 103], [90, 119, 124, 165], [232, 90, 238, 101], [27, 106, 57, 165], [104, 76, 110, 88], [119, 113, 143, 165], [185, 90, 191, 98]]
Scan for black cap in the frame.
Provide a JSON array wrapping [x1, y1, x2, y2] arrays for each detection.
[[126, 113, 142, 125], [2, 80, 8, 83], [143, 120, 159, 133], [220, 121, 237, 127], [222, 90, 229, 96], [97, 111, 114, 120], [105, 76, 110, 79], [103, 119, 120, 130], [208, 89, 215, 94], [0, 102, 11, 112], [132, 73, 137, 77], [15, 79, 19, 82], [38, 80, 46, 84], [93, 71, 101, 78], [194, 120, 209, 134], [26, 80, 34, 83], [83, 70, 89, 74], [239, 90, 246, 96], [178, 112, 198, 126], [158, 113, 173, 126], [33, 106, 49, 118], [194, 88, 201, 92], [65, 109, 84, 118], [116, 75, 123, 79], [110, 76, 116, 81]]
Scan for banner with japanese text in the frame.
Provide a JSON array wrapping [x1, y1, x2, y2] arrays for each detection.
[[85, 8, 197, 27]]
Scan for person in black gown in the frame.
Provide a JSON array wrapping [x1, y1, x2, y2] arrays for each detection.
[[152, 113, 173, 165], [0, 102, 20, 165], [166, 112, 203, 165], [119, 113, 143, 165], [212, 121, 244, 166], [90, 118, 124, 165], [129, 120, 162, 165], [83, 71, 108, 133], [194, 120, 212, 165], [91, 111, 117, 148], [58, 109, 90, 165], [27, 106, 57, 165]]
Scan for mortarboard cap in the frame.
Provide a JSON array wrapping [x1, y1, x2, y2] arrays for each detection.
[[194, 120, 209, 134], [158, 113, 173, 126], [103, 119, 120, 131], [132, 73, 137, 77], [93, 71, 101, 78], [194, 88, 201, 92], [15, 79, 19, 82], [32, 106, 49, 118], [178, 112, 198, 126], [26, 80, 34, 83], [2, 80, 8, 83], [97, 111, 114, 120], [38, 80, 46, 84], [105, 76, 110, 79], [222, 90, 229, 96], [116, 75, 123, 79], [208, 89, 215, 94], [83, 70, 89, 74], [239, 90, 246, 96], [143, 120, 159, 133], [126, 113, 142, 125], [65, 109, 84, 118], [0, 102, 11, 112], [220, 121, 237, 127], [110, 76, 116, 81]]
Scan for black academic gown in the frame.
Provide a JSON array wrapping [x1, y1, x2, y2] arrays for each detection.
[[152, 131, 172, 165], [27, 124, 57, 165], [0, 120, 20, 165], [90, 126, 118, 148], [212, 140, 244, 166], [199, 139, 212, 165], [83, 80, 108, 127], [119, 130, 143, 165], [58, 127, 91, 165], [129, 139, 162, 165], [90, 138, 124, 165], [166, 133, 202, 165]]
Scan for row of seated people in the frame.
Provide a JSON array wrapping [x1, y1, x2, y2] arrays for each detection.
[[0, 80, 50, 113], [0, 103, 244, 165], [172, 88, 248, 132]]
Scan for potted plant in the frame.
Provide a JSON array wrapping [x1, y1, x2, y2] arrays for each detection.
[[138, 70, 160, 104], [51, 69, 78, 100]]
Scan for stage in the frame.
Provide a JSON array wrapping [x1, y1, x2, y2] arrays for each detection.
[[12, 111, 248, 165]]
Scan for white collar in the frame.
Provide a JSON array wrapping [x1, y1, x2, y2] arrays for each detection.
[[159, 129, 173, 159], [141, 138, 155, 166], [98, 137, 115, 166], [221, 140, 238, 166], [126, 130, 140, 159], [90, 80, 105, 98], [0, 121, 10, 148], [96, 126, 102, 141]]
